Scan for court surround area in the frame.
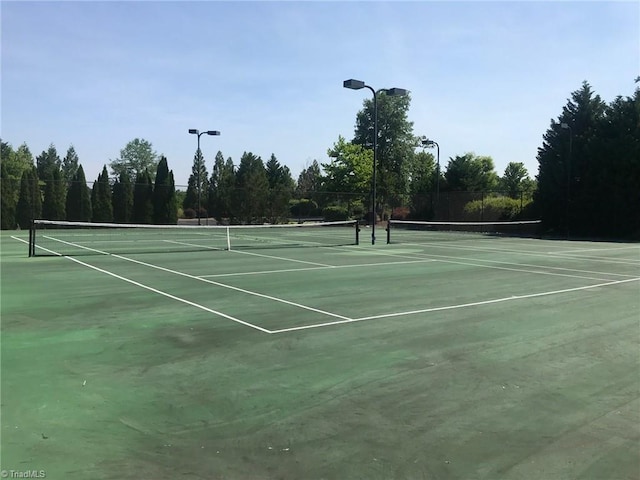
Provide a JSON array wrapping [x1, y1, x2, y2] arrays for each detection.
[[2, 222, 639, 479]]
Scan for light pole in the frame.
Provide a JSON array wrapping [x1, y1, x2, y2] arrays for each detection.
[[188, 129, 220, 225], [343, 79, 408, 244], [420, 136, 440, 215], [560, 122, 572, 238]]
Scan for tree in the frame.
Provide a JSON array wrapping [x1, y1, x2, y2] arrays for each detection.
[[61, 145, 79, 185], [152, 156, 177, 224], [500, 162, 532, 198], [352, 91, 416, 214], [36, 144, 61, 181], [2, 142, 34, 184], [444, 153, 499, 192], [91, 166, 113, 222], [296, 160, 322, 198], [16, 168, 41, 229], [407, 149, 436, 219], [66, 165, 91, 222], [324, 136, 373, 195], [112, 172, 134, 223], [183, 149, 209, 218], [265, 153, 295, 223], [1, 160, 17, 229], [233, 152, 268, 223], [535, 82, 607, 235], [132, 170, 153, 224], [109, 138, 158, 180], [208, 151, 236, 221], [322, 136, 373, 217], [42, 167, 66, 221], [568, 83, 639, 237]]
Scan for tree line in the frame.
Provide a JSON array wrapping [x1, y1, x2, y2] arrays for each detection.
[[1, 80, 638, 238]]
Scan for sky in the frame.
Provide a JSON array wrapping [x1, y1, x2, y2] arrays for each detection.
[[2, 0, 638, 188]]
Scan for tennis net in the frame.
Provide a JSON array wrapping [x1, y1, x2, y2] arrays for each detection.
[[29, 219, 360, 256], [386, 219, 541, 244]]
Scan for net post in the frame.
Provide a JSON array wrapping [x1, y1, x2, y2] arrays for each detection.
[[386, 219, 392, 244], [29, 220, 35, 257], [355, 220, 360, 245], [226, 226, 231, 251]]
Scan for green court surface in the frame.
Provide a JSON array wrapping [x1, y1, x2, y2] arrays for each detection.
[[1, 227, 639, 479]]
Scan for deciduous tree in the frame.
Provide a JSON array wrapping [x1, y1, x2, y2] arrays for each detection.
[[109, 138, 158, 180]]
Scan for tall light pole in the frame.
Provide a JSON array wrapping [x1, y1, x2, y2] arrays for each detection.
[[560, 122, 572, 238], [343, 79, 408, 244], [188, 129, 220, 225], [420, 136, 440, 215]]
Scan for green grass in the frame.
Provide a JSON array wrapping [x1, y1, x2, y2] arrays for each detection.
[[2, 229, 639, 479]]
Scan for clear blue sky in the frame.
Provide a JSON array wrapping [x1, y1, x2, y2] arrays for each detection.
[[2, 1, 638, 188]]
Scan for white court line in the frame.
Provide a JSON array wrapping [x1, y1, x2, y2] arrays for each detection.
[[324, 245, 626, 283], [14, 237, 270, 333], [549, 245, 640, 255], [198, 259, 436, 278], [400, 239, 640, 267], [224, 248, 333, 267], [164, 239, 333, 267], [108, 253, 352, 321], [398, 243, 638, 279], [19, 235, 640, 336], [37, 235, 351, 322], [269, 277, 640, 334]]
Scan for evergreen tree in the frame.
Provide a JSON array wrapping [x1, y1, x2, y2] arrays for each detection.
[[36, 144, 61, 181], [265, 153, 295, 223], [1, 160, 17, 229], [42, 167, 66, 220], [132, 170, 153, 224], [535, 82, 607, 235], [183, 149, 209, 218], [16, 167, 42, 228], [112, 172, 133, 223], [61, 145, 79, 185], [233, 152, 268, 223], [91, 166, 113, 222], [209, 154, 236, 221], [167, 171, 178, 225], [66, 165, 92, 222], [152, 156, 177, 224]]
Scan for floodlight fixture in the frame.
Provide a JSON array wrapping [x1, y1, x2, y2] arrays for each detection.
[[384, 87, 409, 96], [343, 79, 366, 90]]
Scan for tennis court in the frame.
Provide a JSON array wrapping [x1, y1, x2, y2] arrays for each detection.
[[2, 222, 639, 479]]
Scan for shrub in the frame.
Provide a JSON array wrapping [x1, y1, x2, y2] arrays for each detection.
[[322, 205, 349, 222], [464, 195, 531, 221], [290, 198, 319, 218]]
